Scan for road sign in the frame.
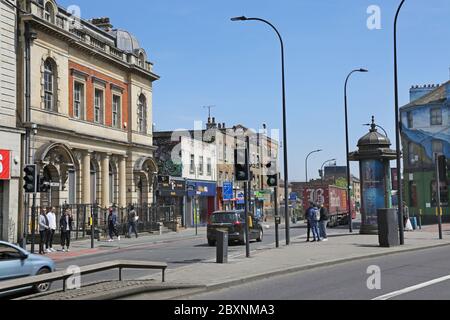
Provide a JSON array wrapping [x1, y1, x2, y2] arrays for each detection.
[[223, 182, 233, 201]]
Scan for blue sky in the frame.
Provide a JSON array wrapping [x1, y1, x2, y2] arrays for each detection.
[[59, 0, 450, 181]]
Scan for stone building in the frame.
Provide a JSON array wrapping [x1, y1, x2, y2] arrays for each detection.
[[17, 0, 159, 213], [0, 0, 22, 242]]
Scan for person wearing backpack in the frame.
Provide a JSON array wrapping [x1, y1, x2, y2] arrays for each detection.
[[305, 203, 314, 242], [308, 203, 321, 242], [319, 204, 329, 241]]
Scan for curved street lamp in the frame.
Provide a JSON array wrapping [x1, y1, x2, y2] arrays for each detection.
[[305, 149, 323, 183], [394, 0, 406, 245], [320, 158, 337, 181], [231, 16, 291, 245], [344, 68, 368, 233]]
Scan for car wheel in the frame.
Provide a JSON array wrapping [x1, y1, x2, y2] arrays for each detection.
[[33, 268, 52, 293], [256, 229, 263, 242], [208, 239, 216, 247]]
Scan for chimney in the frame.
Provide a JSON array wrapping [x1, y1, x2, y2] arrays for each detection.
[[409, 84, 439, 102], [90, 17, 113, 32]]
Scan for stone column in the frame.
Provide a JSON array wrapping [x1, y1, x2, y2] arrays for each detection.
[[101, 154, 110, 208], [82, 151, 91, 204], [119, 156, 127, 208]]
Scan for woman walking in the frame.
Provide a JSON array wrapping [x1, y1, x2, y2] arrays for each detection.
[[60, 209, 73, 252]]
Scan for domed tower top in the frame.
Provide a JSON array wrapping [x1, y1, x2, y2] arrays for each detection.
[[357, 116, 391, 151]]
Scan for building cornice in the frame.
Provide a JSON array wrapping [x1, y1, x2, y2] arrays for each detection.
[[21, 14, 160, 82]]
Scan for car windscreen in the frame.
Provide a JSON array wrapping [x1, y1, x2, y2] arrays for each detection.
[[211, 213, 237, 223]]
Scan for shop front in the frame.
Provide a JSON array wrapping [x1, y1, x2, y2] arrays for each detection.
[[186, 180, 217, 227], [157, 178, 186, 227]]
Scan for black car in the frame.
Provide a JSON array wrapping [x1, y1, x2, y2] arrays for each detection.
[[207, 210, 264, 246]]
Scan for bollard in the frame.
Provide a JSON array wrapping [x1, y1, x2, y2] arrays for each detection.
[[216, 230, 228, 264]]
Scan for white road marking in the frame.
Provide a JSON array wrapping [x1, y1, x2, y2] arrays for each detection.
[[372, 275, 450, 300]]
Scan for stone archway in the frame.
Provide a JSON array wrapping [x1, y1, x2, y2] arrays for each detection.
[[134, 157, 158, 206], [35, 142, 78, 207]]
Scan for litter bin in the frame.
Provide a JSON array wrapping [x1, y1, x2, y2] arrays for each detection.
[[410, 217, 417, 230], [377, 208, 400, 248], [216, 230, 228, 264]]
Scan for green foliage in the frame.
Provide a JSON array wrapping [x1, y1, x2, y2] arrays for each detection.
[[335, 177, 348, 188]]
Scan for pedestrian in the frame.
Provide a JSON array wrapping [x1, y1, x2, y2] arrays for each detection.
[[307, 203, 321, 242], [127, 205, 138, 238], [403, 201, 410, 228], [319, 204, 329, 241], [107, 207, 120, 242], [38, 208, 50, 255], [60, 209, 73, 252], [46, 207, 57, 252], [305, 203, 314, 242]]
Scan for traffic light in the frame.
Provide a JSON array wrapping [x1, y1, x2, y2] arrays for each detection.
[[23, 164, 37, 193], [39, 176, 51, 193], [234, 148, 249, 181], [265, 162, 278, 187], [438, 155, 447, 182], [267, 174, 278, 187]]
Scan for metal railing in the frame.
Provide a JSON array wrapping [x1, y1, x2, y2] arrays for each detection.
[[29, 203, 179, 242]]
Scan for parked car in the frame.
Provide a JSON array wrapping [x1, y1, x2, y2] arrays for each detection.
[[207, 210, 264, 246], [0, 241, 56, 297]]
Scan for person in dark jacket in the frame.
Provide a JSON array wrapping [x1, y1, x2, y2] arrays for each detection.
[[127, 205, 138, 238], [60, 209, 73, 252], [319, 204, 329, 241], [305, 203, 314, 242], [107, 207, 120, 242]]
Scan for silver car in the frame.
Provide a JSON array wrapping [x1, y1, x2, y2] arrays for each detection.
[[0, 241, 56, 296]]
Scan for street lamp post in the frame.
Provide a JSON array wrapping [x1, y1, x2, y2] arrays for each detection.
[[394, 0, 406, 245], [320, 158, 337, 181], [344, 68, 368, 233], [305, 149, 323, 183], [231, 16, 291, 245]]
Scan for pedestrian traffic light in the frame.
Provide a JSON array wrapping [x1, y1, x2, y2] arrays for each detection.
[[438, 155, 447, 182], [23, 164, 37, 193], [234, 148, 249, 181]]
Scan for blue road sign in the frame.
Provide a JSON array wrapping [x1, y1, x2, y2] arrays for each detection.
[[223, 181, 233, 201]]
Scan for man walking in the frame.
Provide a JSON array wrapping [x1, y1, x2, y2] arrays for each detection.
[[127, 205, 138, 238], [319, 204, 329, 241], [305, 203, 314, 242], [107, 207, 120, 242], [307, 203, 321, 242], [46, 207, 57, 252], [38, 209, 50, 255]]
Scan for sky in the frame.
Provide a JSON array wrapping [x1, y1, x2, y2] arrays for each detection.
[[58, 0, 450, 182]]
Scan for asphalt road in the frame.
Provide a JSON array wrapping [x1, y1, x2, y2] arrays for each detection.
[[183, 245, 450, 300], [51, 224, 309, 290]]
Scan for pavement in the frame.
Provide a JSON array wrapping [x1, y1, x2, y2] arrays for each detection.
[[26, 227, 205, 262], [21, 222, 450, 300]]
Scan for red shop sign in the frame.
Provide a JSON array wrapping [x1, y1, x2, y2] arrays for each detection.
[[0, 150, 11, 180]]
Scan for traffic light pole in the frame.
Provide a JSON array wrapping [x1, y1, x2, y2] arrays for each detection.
[[274, 186, 279, 248], [30, 193, 36, 253], [244, 136, 251, 258], [435, 153, 443, 240]]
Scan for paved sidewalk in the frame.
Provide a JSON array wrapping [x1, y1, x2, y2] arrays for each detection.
[[27, 227, 208, 262], [25, 224, 450, 300], [128, 226, 450, 300]]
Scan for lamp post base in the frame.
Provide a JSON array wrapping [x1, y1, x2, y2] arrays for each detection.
[[359, 224, 378, 235]]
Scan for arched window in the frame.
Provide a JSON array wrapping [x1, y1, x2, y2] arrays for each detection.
[[139, 53, 145, 68], [44, 2, 55, 23], [44, 59, 56, 111], [137, 94, 147, 134]]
